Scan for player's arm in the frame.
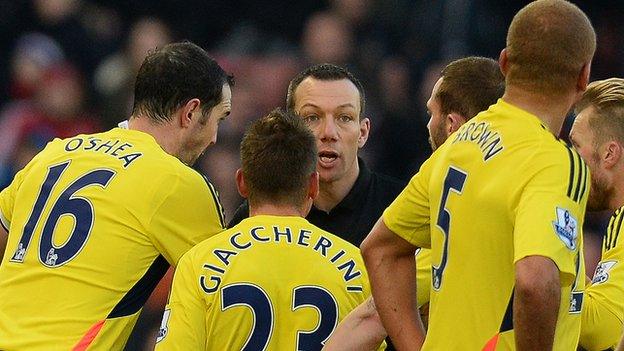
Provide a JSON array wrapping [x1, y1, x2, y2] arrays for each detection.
[[323, 296, 387, 351], [155, 251, 207, 350], [617, 333, 624, 351], [149, 173, 226, 266], [0, 225, 7, 262], [580, 237, 624, 350], [361, 218, 425, 351], [514, 255, 560, 350], [513, 146, 588, 351]]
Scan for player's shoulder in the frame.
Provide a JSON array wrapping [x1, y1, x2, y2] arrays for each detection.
[[182, 227, 234, 260], [604, 206, 624, 253]]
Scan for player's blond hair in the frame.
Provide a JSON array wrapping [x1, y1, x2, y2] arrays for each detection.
[[505, 0, 596, 95], [576, 78, 624, 145]]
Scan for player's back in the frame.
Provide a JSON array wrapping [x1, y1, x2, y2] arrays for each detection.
[[422, 99, 587, 350], [0, 128, 223, 350], [156, 215, 371, 351]]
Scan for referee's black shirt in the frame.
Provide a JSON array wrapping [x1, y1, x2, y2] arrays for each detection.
[[228, 158, 406, 247]]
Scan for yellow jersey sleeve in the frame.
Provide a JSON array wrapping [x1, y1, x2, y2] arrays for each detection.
[[580, 209, 624, 351], [383, 152, 437, 248], [155, 249, 208, 350], [0, 148, 45, 231], [513, 147, 588, 284], [147, 172, 225, 266]]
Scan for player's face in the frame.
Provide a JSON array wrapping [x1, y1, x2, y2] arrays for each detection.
[[427, 78, 447, 151], [570, 107, 609, 211], [184, 83, 232, 165], [294, 78, 369, 184]]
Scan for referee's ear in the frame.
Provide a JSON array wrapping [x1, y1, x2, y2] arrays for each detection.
[[235, 168, 249, 198]]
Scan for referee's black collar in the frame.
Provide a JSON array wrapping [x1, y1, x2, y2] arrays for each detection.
[[329, 157, 371, 212]]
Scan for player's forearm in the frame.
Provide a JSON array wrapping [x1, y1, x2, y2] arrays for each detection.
[[362, 233, 424, 350], [514, 256, 560, 351], [323, 297, 387, 351], [617, 334, 624, 351], [0, 226, 7, 263]]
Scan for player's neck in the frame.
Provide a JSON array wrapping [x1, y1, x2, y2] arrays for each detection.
[[249, 203, 307, 218], [127, 116, 182, 158], [609, 169, 624, 212], [502, 86, 577, 135], [314, 165, 360, 213]]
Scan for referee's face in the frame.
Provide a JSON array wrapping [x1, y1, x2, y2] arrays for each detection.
[[294, 77, 370, 184]]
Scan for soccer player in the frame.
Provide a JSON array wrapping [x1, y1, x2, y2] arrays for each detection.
[[361, 1, 596, 350], [324, 56, 505, 350], [570, 78, 624, 351], [0, 41, 233, 350], [229, 63, 405, 248], [155, 109, 372, 350]]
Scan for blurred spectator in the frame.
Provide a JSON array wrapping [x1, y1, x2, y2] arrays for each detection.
[[302, 11, 354, 65], [0, 63, 100, 187], [9, 33, 65, 101], [369, 56, 430, 180], [94, 17, 172, 128]]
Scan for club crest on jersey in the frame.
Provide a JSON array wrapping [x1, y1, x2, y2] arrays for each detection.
[[156, 309, 171, 343], [552, 208, 577, 250], [592, 260, 618, 284]]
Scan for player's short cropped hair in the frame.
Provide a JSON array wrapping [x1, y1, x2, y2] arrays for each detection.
[[286, 63, 365, 117], [241, 108, 318, 208], [505, 0, 596, 95], [437, 56, 504, 119], [132, 41, 234, 123], [575, 78, 624, 146]]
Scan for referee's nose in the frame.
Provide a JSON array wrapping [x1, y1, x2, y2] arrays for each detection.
[[319, 116, 339, 141]]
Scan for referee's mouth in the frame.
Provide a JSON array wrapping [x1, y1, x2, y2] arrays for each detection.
[[318, 150, 339, 167]]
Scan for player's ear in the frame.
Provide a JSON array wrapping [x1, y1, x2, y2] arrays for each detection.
[[179, 98, 201, 128], [235, 169, 249, 198], [446, 113, 466, 135], [603, 141, 622, 169], [577, 63, 591, 93], [358, 117, 370, 148], [308, 171, 319, 200], [499, 49, 509, 76]]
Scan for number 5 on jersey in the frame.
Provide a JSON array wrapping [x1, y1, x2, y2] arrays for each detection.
[[432, 166, 467, 291]]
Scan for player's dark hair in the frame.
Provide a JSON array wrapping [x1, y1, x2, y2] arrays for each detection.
[[241, 108, 317, 208], [132, 41, 234, 123], [437, 57, 505, 119], [286, 63, 365, 117]]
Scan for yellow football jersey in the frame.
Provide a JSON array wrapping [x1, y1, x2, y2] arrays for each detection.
[[0, 128, 225, 351], [155, 215, 372, 351], [416, 248, 431, 309], [580, 206, 624, 351], [383, 99, 588, 350]]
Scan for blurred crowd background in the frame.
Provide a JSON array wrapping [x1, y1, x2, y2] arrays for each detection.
[[1, 0, 622, 349]]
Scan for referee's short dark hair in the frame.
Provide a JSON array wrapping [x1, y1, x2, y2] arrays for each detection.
[[241, 108, 318, 208], [132, 41, 234, 124], [286, 63, 365, 117]]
